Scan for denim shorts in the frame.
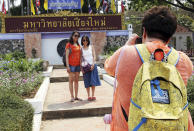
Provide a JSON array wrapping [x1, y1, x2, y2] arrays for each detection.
[[69, 65, 81, 72]]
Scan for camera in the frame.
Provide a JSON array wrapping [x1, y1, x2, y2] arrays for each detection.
[[135, 37, 142, 44]]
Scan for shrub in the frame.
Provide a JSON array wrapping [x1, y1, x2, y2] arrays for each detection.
[[0, 70, 43, 98], [187, 76, 194, 122], [12, 51, 26, 60], [0, 52, 44, 98], [0, 90, 34, 131], [31, 59, 44, 72], [3, 53, 13, 62], [0, 51, 43, 73], [0, 51, 25, 61], [103, 46, 121, 59], [0, 58, 43, 73]]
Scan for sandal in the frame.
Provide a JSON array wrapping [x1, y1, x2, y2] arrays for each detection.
[[70, 98, 74, 102], [75, 97, 83, 101], [88, 97, 92, 101], [92, 97, 96, 101]]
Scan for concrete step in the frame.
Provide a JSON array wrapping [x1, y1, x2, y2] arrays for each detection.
[[43, 107, 111, 120], [42, 81, 113, 120], [50, 69, 103, 83], [53, 63, 104, 69], [53, 65, 65, 69], [40, 117, 110, 131], [50, 76, 103, 83]]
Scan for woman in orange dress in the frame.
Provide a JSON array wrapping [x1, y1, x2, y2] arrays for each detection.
[[66, 31, 82, 102]]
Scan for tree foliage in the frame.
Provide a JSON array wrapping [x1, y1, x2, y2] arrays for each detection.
[[185, 36, 193, 50], [128, 0, 168, 11], [125, 0, 194, 33], [128, 0, 194, 13], [125, 15, 142, 36], [177, 14, 194, 31]]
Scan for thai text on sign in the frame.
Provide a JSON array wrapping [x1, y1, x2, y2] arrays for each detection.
[[48, 0, 81, 10], [5, 14, 123, 33]]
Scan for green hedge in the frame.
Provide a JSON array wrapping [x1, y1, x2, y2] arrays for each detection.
[[0, 90, 34, 131], [189, 103, 194, 122], [0, 51, 43, 73], [187, 76, 194, 122]]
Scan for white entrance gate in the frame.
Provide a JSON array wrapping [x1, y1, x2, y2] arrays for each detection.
[[41, 38, 67, 65]]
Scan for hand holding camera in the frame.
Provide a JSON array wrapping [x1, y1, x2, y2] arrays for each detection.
[[125, 34, 142, 46]]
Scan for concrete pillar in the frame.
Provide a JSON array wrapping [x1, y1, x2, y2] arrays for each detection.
[[24, 33, 42, 58], [90, 32, 107, 60]]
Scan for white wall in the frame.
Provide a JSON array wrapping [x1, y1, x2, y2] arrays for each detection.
[[41, 38, 82, 65], [173, 32, 193, 51], [41, 38, 66, 65]]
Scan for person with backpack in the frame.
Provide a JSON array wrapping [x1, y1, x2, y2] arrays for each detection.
[[104, 6, 194, 131], [80, 35, 101, 101], [66, 31, 82, 102]]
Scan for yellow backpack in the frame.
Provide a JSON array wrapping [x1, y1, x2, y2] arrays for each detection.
[[128, 44, 188, 131]]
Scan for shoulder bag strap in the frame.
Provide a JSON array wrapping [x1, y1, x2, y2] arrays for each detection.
[[81, 48, 85, 62]]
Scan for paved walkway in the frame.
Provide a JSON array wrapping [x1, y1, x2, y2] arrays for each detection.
[[41, 68, 113, 130], [51, 69, 76, 78], [43, 81, 113, 112], [41, 117, 110, 131]]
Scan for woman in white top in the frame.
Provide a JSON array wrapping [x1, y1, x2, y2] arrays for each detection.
[[81, 35, 101, 101]]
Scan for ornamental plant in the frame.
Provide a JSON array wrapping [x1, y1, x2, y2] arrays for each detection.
[[0, 69, 43, 98], [0, 51, 44, 98]]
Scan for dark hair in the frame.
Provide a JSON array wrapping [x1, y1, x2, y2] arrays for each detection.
[[142, 6, 177, 42], [81, 35, 90, 46], [69, 31, 80, 45]]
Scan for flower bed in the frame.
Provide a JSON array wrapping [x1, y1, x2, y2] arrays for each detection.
[[0, 51, 44, 98], [0, 70, 43, 98], [0, 51, 44, 130]]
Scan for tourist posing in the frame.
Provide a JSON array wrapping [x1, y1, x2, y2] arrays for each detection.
[[81, 35, 101, 101], [66, 31, 82, 102]]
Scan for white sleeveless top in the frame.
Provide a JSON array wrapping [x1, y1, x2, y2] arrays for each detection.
[[82, 46, 93, 65]]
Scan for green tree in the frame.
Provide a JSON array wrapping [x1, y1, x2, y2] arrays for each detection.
[[185, 36, 193, 50], [177, 14, 194, 31], [125, 15, 142, 36], [128, 0, 194, 13], [192, 21, 194, 31]]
